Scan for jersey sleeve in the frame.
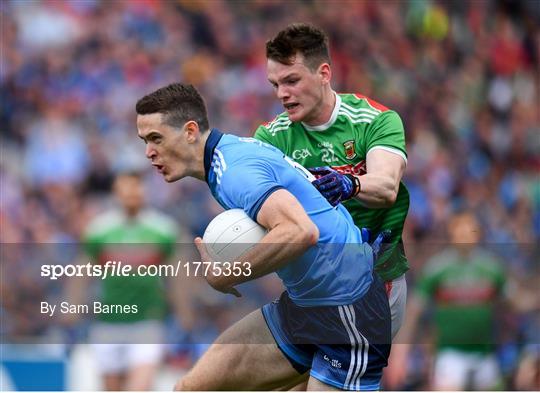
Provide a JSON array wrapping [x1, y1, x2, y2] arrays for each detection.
[[364, 111, 407, 161], [253, 114, 291, 150], [253, 124, 273, 144], [218, 161, 284, 222]]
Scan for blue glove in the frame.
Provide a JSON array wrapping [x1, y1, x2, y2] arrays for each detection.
[[360, 228, 391, 260], [309, 166, 360, 206], [370, 229, 392, 260]]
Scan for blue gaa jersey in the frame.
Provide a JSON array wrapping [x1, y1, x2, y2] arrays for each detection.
[[204, 129, 373, 306]]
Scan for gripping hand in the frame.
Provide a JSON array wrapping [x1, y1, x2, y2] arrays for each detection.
[[309, 166, 360, 206], [361, 228, 392, 260]]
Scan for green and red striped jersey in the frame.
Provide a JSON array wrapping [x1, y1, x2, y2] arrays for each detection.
[[84, 209, 178, 322], [254, 93, 409, 281]]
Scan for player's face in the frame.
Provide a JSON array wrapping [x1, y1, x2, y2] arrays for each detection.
[[267, 55, 328, 125], [137, 113, 189, 182], [114, 175, 144, 214], [449, 214, 481, 245]]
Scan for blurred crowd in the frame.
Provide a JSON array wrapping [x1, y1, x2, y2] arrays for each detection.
[[1, 0, 539, 390]]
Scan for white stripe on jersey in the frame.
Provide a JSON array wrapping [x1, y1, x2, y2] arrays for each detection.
[[339, 107, 376, 122], [215, 149, 227, 170], [268, 116, 290, 126], [367, 146, 408, 165], [267, 117, 291, 136], [269, 126, 291, 136], [341, 102, 381, 116], [212, 163, 223, 184], [212, 149, 227, 184], [339, 111, 375, 124]]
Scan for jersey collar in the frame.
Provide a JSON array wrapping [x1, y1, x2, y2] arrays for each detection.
[[301, 92, 341, 132], [204, 128, 224, 182]]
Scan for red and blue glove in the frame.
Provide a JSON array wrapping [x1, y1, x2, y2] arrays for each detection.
[[309, 166, 361, 206]]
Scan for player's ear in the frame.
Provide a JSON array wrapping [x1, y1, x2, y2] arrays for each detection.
[[183, 120, 200, 144], [319, 63, 331, 85]]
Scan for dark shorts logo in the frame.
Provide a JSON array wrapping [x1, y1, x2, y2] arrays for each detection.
[[343, 140, 357, 160]]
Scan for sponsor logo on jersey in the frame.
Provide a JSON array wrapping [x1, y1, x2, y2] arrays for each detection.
[[343, 140, 357, 160], [331, 161, 366, 176], [292, 148, 312, 160]]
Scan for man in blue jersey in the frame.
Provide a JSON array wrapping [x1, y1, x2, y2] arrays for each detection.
[[135, 83, 390, 391]]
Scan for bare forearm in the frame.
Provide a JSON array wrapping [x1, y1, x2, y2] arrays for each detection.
[[354, 173, 399, 208]]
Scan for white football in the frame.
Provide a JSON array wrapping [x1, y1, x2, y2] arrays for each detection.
[[203, 209, 267, 261]]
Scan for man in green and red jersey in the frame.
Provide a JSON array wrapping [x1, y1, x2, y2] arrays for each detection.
[[68, 172, 189, 390], [396, 211, 506, 390], [254, 23, 409, 339]]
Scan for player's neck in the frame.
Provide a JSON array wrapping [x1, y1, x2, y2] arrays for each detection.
[[123, 207, 140, 219], [191, 131, 210, 181], [303, 89, 336, 127]]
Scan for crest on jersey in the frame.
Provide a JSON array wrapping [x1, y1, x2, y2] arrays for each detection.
[[343, 140, 357, 160]]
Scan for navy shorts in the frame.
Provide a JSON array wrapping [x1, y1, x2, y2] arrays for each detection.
[[262, 276, 391, 391]]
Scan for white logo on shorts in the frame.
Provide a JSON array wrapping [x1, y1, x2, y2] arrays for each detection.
[[323, 354, 342, 369]]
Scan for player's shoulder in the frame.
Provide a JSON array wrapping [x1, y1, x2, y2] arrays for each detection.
[[422, 249, 458, 277], [471, 248, 504, 272], [139, 209, 179, 237], [338, 93, 395, 126], [339, 93, 391, 112], [214, 135, 260, 165], [255, 112, 292, 137], [337, 93, 401, 128], [84, 210, 124, 237]]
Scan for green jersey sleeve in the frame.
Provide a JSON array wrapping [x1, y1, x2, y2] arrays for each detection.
[[253, 124, 272, 144], [364, 111, 407, 159]]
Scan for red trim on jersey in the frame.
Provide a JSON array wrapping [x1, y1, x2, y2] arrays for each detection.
[[434, 285, 497, 305], [353, 93, 390, 112], [384, 280, 393, 298]]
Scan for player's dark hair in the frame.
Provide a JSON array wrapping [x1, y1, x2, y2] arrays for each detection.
[[266, 23, 330, 71], [116, 170, 143, 180], [135, 83, 209, 131]]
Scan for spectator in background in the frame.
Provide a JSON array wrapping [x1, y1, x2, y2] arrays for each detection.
[[392, 211, 507, 390], [64, 172, 193, 390]]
